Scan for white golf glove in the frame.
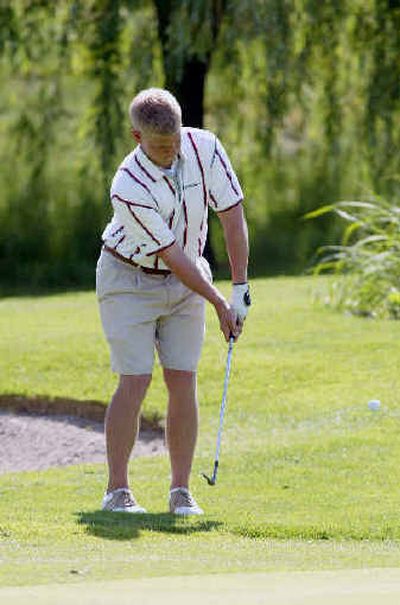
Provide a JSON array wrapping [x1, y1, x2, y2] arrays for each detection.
[[231, 283, 251, 324]]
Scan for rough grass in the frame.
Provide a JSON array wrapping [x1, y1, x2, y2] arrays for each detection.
[[1, 276, 400, 586]]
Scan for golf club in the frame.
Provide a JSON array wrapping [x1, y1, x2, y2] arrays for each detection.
[[202, 335, 234, 486]]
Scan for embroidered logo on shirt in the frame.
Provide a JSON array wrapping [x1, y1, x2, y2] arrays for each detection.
[[184, 182, 200, 190]]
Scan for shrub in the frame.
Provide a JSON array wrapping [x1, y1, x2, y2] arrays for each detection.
[[306, 199, 400, 319]]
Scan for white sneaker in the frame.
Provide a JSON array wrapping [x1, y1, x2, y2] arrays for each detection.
[[102, 488, 146, 513], [169, 487, 204, 516]]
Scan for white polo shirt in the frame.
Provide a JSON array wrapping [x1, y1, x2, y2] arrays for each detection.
[[101, 127, 244, 271]]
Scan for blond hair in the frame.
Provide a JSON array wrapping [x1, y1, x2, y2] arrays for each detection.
[[129, 88, 182, 134]]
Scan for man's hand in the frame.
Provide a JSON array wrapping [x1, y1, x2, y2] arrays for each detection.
[[214, 298, 240, 342], [159, 242, 240, 342], [231, 283, 251, 325]]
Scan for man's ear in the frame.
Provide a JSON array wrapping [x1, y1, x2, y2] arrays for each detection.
[[131, 129, 141, 143]]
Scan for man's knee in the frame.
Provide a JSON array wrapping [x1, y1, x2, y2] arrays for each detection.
[[163, 369, 197, 398], [115, 374, 152, 405]]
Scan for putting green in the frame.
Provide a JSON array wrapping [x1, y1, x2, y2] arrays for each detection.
[[2, 569, 400, 604]]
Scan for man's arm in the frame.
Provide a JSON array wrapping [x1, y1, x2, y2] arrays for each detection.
[[217, 203, 249, 284], [158, 242, 239, 341], [217, 203, 250, 325]]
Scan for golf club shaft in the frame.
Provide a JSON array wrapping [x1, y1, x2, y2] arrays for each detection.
[[214, 336, 234, 467]]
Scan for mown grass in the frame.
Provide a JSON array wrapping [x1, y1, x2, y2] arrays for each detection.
[[1, 275, 400, 586]]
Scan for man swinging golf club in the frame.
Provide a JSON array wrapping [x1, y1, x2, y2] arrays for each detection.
[[96, 88, 250, 515]]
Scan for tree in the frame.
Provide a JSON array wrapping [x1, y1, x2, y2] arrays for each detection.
[[152, 1, 228, 267], [2, 1, 400, 288], [153, 0, 227, 127]]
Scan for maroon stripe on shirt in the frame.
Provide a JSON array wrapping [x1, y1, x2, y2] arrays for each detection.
[[120, 167, 151, 192], [163, 175, 175, 196], [119, 201, 161, 246], [120, 167, 159, 206], [120, 167, 160, 208], [129, 246, 141, 260], [215, 199, 243, 214], [198, 237, 202, 256], [134, 156, 157, 182], [112, 194, 154, 210], [187, 131, 207, 209], [168, 209, 175, 229], [145, 238, 176, 257], [215, 148, 240, 196], [209, 192, 218, 209], [182, 198, 188, 248], [114, 234, 126, 249]]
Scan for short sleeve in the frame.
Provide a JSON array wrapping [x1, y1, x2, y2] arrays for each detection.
[[102, 170, 175, 257], [209, 137, 243, 213], [110, 195, 175, 256]]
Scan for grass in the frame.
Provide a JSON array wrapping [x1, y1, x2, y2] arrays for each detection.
[[1, 275, 400, 587]]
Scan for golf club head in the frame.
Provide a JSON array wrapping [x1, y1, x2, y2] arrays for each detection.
[[201, 472, 216, 486]]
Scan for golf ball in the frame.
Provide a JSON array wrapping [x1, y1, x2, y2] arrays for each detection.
[[368, 399, 381, 411]]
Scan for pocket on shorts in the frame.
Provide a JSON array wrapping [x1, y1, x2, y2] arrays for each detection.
[[96, 250, 140, 301]]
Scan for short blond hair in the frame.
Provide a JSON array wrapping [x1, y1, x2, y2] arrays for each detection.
[[129, 88, 182, 134]]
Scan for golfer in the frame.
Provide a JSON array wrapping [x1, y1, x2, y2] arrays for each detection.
[[96, 88, 250, 515]]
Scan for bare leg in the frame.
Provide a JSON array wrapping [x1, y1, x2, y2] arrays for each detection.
[[163, 369, 198, 490], [105, 374, 151, 492]]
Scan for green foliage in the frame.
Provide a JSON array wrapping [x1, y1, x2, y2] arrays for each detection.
[[0, 1, 145, 288], [81, 0, 125, 179], [307, 198, 400, 318], [0, 2, 19, 56], [154, 0, 226, 81], [1, 1, 400, 288], [364, 0, 400, 185]]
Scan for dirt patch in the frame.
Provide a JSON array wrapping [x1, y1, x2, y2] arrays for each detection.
[[0, 394, 162, 429], [0, 395, 166, 474]]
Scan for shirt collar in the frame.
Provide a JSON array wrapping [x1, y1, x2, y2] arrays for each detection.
[[135, 144, 186, 183]]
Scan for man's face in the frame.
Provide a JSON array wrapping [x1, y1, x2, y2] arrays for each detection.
[[132, 129, 181, 168]]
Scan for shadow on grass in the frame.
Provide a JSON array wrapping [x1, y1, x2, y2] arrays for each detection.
[[76, 511, 223, 540]]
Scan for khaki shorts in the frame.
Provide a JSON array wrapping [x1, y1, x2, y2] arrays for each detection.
[[96, 249, 211, 375]]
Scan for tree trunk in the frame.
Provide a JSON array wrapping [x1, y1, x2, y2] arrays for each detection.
[[167, 58, 207, 128], [165, 57, 217, 268], [153, 0, 227, 270]]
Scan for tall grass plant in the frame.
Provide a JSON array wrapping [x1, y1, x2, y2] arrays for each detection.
[[307, 197, 400, 318]]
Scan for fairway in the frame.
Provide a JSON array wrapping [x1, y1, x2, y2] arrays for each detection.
[[2, 569, 400, 605], [1, 276, 400, 591]]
